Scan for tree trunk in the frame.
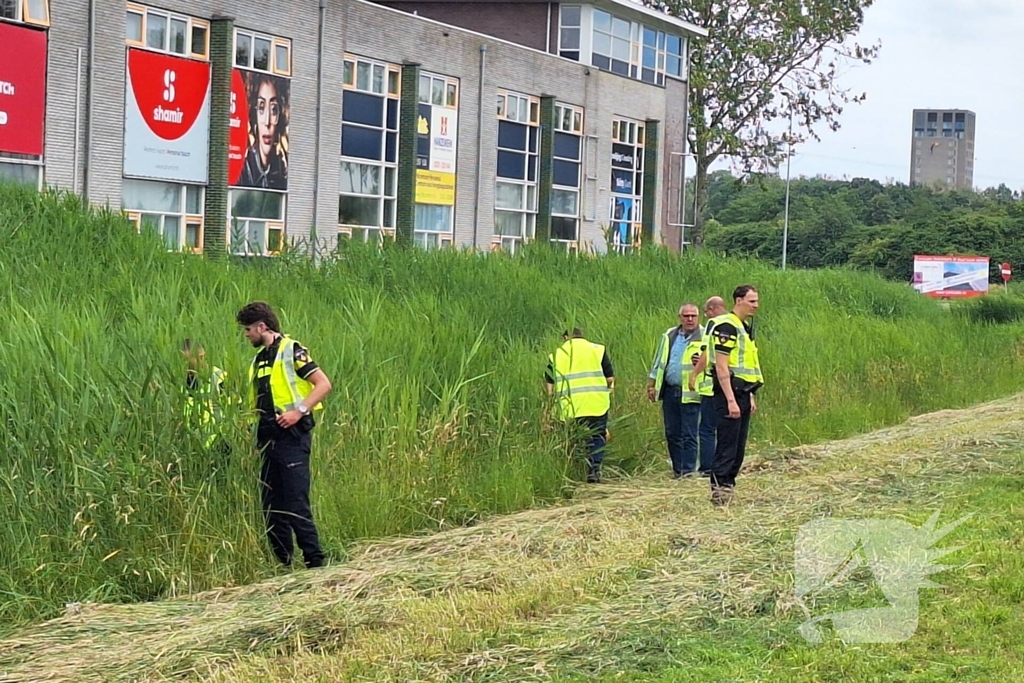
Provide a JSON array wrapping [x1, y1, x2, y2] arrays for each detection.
[[693, 154, 712, 250]]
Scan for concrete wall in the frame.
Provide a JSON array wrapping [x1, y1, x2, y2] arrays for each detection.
[[381, 2, 553, 53]]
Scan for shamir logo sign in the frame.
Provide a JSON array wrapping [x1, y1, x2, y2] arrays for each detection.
[[127, 50, 208, 140], [123, 47, 211, 183]]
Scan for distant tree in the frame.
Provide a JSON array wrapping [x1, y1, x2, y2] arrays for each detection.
[[646, 0, 879, 249]]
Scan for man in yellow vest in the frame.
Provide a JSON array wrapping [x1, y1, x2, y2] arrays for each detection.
[[707, 285, 763, 506], [646, 303, 703, 478], [689, 296, 727, 476], [237, 301, 333, 569], [545, 327, 615, 483]]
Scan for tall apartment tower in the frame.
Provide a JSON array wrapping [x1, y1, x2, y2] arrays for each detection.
[[910, 109, 976, 190]]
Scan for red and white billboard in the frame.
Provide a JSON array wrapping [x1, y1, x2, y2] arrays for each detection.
[[123, 48, 211, 183], [0, 23, 47, 157]]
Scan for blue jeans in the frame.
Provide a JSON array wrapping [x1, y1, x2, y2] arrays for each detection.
[[662, 385, 699, 474], [699, 394, 717, 472]]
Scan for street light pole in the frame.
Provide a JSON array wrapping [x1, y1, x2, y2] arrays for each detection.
[[782, 112, 793, 271]]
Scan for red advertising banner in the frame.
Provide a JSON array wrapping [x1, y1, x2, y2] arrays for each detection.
[[0, 23, 47, 157], [123, 48, 211, 182]]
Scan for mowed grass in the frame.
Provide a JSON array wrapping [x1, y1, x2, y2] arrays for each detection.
[[2, 181, 1024, 634], [3, 395, 1022, 682]]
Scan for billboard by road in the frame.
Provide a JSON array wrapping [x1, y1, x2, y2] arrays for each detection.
[[912, 255, 990, 298]]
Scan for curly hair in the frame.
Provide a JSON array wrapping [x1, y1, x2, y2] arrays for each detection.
[[236, 301, 281, 333]]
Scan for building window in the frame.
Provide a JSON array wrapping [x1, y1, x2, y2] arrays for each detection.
[[592, 10, 631, 77], [609, 117, 644, 254], [587, 8, 686, 84], [493, 90, 540, 253], [0, 158, 43, 188], [339, 55, 400, 245], [559, 4, 581, 61], [126, 3, 208, 59], [229, 189, 285, 255], [552, 103, 584, 245], [414, 72, 460, 249], [234, 28, 290, 76], [0, 0, 50, 26], [122, 179, 205, 252]]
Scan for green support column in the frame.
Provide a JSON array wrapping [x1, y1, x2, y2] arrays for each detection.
[[203, 15, 234, 259], [642, 119, 660, 247], [396, 62, 422, 248], [535, 96, 556, 243]]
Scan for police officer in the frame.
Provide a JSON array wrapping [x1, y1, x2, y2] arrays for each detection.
[[545, 327, 615, 483], [646, 303, 703, 478], [689, 296, 727, 475], [707, 285, 763, 506], [237, 302, 333, 569]]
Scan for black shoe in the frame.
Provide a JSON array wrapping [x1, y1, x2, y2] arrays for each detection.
[[587, 467, 602, 484], [305, 556, 326, 569]]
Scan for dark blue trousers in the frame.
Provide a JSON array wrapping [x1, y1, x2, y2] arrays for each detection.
[[699, 394, 718, 473], [662, 385, 700, 475]]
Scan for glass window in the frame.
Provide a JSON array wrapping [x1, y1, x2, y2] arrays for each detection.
[[235, 32, 251, 67], [126, 11, 143, 42], [169, 18, 187, 54], [191, 24, 208, 57], [494, 91, 540, 250], [341, 55, 401, 238], [25, 0, 49, 24], [0, 162, 41, 187], [253, 37, 271, 71], [146, 13, 167, 50], [123, 179, 205, 252]]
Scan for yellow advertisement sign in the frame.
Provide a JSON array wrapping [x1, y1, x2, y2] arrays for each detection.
[[415, 170, 456, 206]]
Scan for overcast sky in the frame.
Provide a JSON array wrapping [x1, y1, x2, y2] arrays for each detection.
[[716, 0, 1024, 191]]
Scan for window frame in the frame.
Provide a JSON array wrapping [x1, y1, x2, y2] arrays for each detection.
[[125, 3, 209, 60], [413, 71, 460, 244], [493, 89, 540, 251], [233, 27, 291, 76], [122, 179, 206, 253], [0, 157, 44, 190], [228, 189, 287, 256], [0, 0, 51, 27], [551, 103, 585, 245], [609, 116, 645, 254], [558, 4, 582, 62], [339, 54, 401, 239]]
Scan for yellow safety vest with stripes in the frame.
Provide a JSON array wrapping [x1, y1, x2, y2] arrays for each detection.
[[709, 313, 763, 385], [248, 336, 322, 416], [184, 366, 227, 448], [549, 337, 611, 421], [697, 315, 727, 397], [681, 336, 703, 405]]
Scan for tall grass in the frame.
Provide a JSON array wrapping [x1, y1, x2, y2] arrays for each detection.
[[1, 182, 1023, 631]]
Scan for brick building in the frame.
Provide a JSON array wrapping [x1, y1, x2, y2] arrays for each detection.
[[0, 0, 705, 254]]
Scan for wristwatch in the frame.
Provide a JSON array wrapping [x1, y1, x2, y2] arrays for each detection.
[[297, 404, 309, 415]]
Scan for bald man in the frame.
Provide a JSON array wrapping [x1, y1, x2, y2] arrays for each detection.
[[688, 296, 727, 475]]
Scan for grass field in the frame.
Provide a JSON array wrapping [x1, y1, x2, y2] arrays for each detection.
[[3, 394, 1021, 682], [2, 181, 1024, 636]]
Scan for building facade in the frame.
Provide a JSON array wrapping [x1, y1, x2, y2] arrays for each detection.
[[910, 109, 976, 190], [0, 0, 704, 255]]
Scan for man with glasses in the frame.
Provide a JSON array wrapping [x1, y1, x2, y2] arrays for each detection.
[[647, 303, 704, 478]]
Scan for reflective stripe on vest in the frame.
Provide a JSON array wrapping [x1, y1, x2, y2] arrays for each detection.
[[550, 338, 610, 420], [681, 337, 703, 404], [248, 337, 321, 415], [698, 316, 724, 396], [711, 313, 763, 383]]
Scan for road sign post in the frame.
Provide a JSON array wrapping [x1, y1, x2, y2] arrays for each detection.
[[1001, 262, 1012, 292]]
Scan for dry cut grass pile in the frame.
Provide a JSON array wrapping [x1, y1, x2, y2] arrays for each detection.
[[3, 395, 1023, 683]]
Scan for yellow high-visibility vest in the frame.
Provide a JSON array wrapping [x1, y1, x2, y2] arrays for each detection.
[[184, 366, 226, 448], [248, 336, 322, 416], [709, 313, 763, 385], [681, 337, 703, 404], [549, 337, 611, 420], [648, 326, 678, 397], [698, 315, 727, 397]]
